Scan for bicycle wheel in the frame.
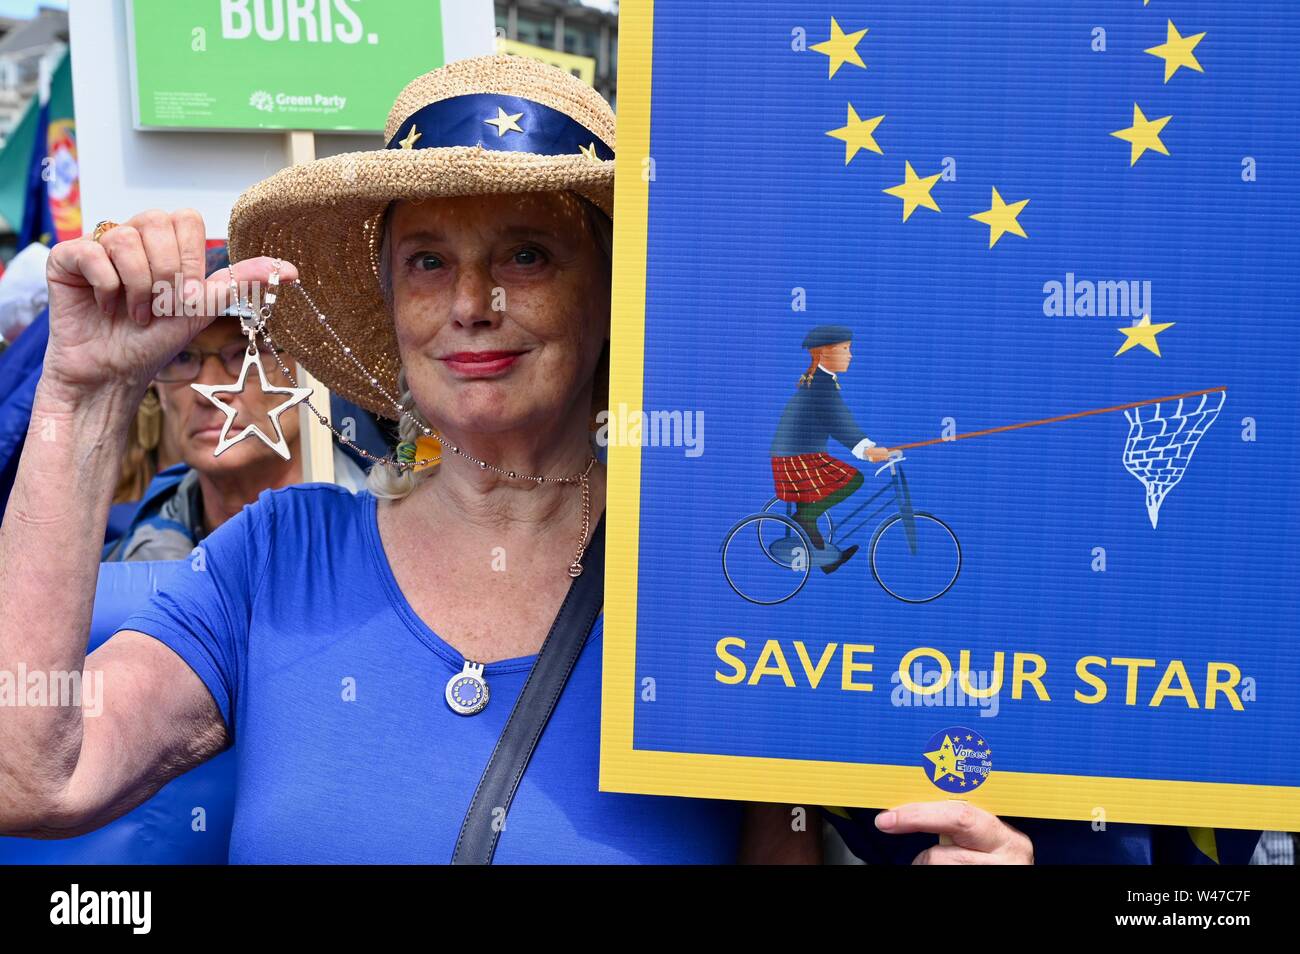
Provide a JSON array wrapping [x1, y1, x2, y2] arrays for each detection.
[[869, 512, 961, 603], [722, 512, 813, 605], [759, 497, 834, 563]]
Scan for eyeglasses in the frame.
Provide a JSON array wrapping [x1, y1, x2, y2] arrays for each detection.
[[156, 342, 286, 383]]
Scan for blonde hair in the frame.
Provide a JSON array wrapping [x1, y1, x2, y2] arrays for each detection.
[[114, 387, 163, 503], [366, 367, 434, 499], [365, 191, 613, 500]]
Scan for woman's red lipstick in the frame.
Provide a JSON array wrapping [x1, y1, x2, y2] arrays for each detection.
[[440, 350, 526, 378]]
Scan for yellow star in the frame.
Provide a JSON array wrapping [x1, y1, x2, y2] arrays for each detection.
[[924, 735, 964, 783], [1111, 103, 1172, 166], [397, 125, 422, 149], [970, 187, 1029, 248], [484, 106, 524, 137], [810, 17, 867, 78], [578, 141, 599, 160], [826, 104, 884, 163], [1115, 314, 1176, 357], [883, 161, 942, 221], [1145, 20, 1206, 83]]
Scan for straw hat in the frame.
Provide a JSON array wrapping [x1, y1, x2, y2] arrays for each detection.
[[226, 54, 615, 419]]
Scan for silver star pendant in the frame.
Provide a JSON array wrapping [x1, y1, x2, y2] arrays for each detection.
[[190, 347, 312, 460]]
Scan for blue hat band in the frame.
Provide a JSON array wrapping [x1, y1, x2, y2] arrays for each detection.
[[386, 93, 614, 161]]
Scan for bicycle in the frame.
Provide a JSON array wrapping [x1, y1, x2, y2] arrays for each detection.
[[720, 455, 961, 605]]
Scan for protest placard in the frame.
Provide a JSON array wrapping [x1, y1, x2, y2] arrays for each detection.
[[601, 0, 1300, 829]]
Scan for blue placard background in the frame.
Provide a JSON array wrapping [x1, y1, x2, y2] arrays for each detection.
[[629, 0, 1299, 788]]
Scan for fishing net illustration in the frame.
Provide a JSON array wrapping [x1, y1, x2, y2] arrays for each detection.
[[888, 387, 1227, 529], [1121, 390, 1225, 528]]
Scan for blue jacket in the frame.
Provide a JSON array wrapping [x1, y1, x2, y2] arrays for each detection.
[[770, 367, 870, 457], [104, 444, 370, 563], [102, 463, 196, 562]]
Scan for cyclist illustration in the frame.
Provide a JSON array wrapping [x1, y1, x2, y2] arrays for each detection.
[[769, 325, 892, 574], [722, 323, 960, 604], [727, 332, 1218, 606]]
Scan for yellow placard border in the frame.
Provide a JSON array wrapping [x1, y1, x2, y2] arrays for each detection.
[[598, 0, 1300, 833]]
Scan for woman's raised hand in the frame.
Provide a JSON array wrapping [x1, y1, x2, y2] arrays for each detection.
[[42, 208, 297, 404]]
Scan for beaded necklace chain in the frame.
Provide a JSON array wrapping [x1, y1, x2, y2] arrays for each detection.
[[237, 261, 597, 578]]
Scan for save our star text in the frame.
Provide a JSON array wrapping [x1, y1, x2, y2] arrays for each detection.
[[713, 638, 1248, 710]]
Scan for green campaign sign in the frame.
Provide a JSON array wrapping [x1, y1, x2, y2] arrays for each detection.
[[127, 0, 444, 131]]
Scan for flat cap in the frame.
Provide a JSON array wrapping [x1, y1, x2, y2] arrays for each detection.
[[801, 324, 853, 349]]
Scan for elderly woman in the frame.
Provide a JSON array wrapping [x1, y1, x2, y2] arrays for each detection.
[[0, 56, 1031, 864]]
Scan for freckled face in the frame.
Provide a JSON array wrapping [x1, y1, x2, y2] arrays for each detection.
[[388, 192, 610, 437]]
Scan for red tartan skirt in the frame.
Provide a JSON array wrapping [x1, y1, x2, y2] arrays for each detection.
[[771, 453, 860, 503]]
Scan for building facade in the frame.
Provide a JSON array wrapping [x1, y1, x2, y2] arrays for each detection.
[[0, 5, 68, 149], [495, 0, 618, 107]]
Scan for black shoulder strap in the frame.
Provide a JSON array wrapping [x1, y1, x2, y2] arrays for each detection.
[[451, 516, 606, 865]]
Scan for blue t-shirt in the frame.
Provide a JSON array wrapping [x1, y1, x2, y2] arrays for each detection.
[[118, 484, 743, 864]]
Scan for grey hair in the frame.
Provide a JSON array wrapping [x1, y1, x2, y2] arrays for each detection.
[[365, 367, 433, 499], [365, 191, 612, 501]]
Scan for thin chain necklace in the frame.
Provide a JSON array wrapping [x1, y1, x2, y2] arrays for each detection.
[[240, 261, 597, 578]]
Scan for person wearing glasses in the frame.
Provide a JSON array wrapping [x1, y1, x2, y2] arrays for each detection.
[[104, 281, 366, 562]]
